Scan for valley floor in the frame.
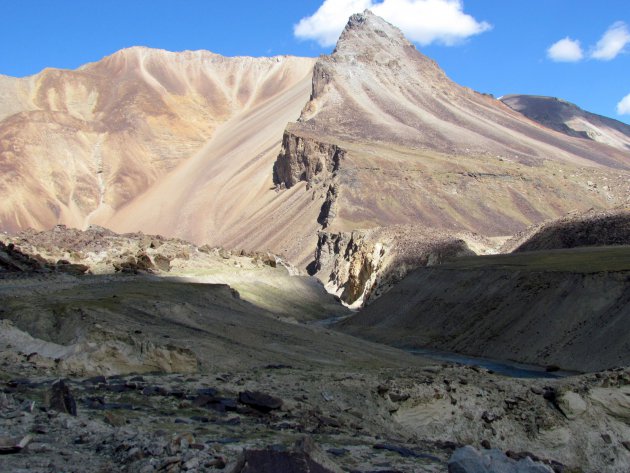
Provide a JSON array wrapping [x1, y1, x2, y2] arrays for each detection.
[[1, 273, 630, 472]]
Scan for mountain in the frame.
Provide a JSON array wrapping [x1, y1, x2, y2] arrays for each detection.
[[271, 10, 630, 300], [1, 11, 629, 272], [0, 48, 316, 255], [501, 94, 630, 151], [2, 13, 630, 473], [274, 12, 629, 236]]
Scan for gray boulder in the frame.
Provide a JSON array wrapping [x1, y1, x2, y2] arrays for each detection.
[[448, 446, 554, 473]]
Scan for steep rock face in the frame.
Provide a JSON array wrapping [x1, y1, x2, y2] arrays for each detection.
[[312, 225, 479, 307], [272, 131, 346, 231], [501, 95, 630, 152], [273, 131, 345, 189]]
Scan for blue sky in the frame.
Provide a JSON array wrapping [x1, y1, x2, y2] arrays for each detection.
[[1, 1, 629, 123]]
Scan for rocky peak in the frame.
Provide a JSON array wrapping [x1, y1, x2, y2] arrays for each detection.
[[333, 10, 413, 57], [298, 10, 449, 125]]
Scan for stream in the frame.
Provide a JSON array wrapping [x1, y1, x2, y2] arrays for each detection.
[[314, 315, 579, 379], [408, 348, 579, 379]]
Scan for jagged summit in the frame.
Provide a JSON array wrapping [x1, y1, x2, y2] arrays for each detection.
[[298, 10, 449, 131], [334, 10, 413, 55], [291, 11, 630, 168]]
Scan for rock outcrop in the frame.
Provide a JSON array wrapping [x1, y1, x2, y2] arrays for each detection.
[[311, 225, 480, 307], [273, 132, 345, 190]]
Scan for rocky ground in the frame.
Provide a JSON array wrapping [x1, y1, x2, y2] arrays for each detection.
[[1, 228, 630, 472], [2, 350, 630, 472]]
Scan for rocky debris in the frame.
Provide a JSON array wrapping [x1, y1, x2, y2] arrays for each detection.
[[503, 206, 630, 253], [1, 366, 630, 472], [4, 225, 208, 276], [47, 379, 77, 416], [247, 251, 278, 268], [229, 437, 343, 473], [0, 240, 89, 275], [238, 391, 283, 413], [448, 446, 554, 473], [0, 241, 47, 272]]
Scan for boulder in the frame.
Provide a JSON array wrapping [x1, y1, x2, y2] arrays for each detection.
[[48, 379, 77, 416], [229, 437, 343, 473], [558, 391, 588, 420], [238, 391, 283, 413], [448, 446, 554, 473]]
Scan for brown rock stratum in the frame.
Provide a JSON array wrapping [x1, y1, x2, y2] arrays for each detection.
[[1, 11, 629, 268]]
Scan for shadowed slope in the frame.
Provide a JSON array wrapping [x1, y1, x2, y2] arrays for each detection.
[[338, 246, 630, 372]]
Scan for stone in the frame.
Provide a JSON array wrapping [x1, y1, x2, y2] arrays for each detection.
[[55, 262, 89, 275], [0, 435, 32, 454], [229, 437, 343, 473], [558, 391, 587, 420], [48, 380, 77, 416], [104, 412, 126, 427], [83, 375, 107, 385], [481, 411, 500, 423], [448, 446, 554, 473], [238, 391, 283, 413], [373, 444, 440, 461]]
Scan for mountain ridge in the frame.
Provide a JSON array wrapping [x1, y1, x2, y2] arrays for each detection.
[[1, 11, 629, 270], [501, 94, 630, 151]]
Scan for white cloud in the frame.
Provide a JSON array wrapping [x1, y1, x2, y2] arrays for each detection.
[[618, 93, 630, 115], [591, 21, 630, 60], [547, 37, 583, 62], [294, 0, 491, 47], [294, 0, 372, 47]]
